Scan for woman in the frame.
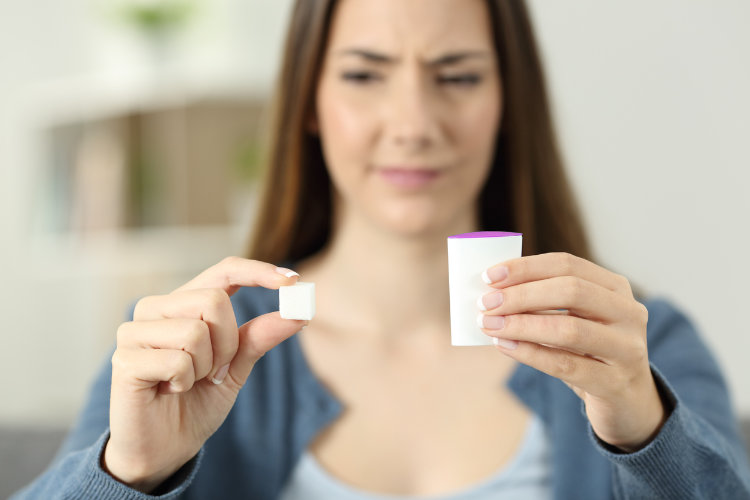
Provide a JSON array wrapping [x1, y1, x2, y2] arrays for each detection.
[[14, 0, 750, 498]]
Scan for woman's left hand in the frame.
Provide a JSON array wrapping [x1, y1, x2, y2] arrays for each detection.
[[479, 252, 667, 452]]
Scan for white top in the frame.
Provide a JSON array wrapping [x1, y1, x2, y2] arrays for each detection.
[[279, 414, 552, 500]]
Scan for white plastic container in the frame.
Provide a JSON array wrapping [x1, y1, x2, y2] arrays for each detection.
[[447, 231, 522, 346]]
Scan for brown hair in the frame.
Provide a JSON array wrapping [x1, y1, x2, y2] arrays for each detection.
[[248, 0, 593, 264]]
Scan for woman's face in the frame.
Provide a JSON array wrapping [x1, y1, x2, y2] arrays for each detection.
[[315, 0, 502, 237]]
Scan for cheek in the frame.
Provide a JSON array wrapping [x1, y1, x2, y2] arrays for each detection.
[[317, 85, 377, 171], [460, 94, 501, 160], [449, 91, 502, 192]]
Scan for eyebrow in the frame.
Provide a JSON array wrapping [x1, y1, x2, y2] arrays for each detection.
[[335, 48, 491, 66]]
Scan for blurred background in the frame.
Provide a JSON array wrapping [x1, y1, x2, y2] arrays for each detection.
[[0, 0, 748, 496]]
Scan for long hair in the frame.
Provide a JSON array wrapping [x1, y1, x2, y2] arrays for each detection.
[[248, 0, 593, 264]]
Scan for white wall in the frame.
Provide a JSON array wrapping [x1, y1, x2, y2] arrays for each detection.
[[1, 1, 748, 427], [528, 0, 750, 415]]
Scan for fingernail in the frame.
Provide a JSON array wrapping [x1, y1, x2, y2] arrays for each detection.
[[493, 338, 518, 350], [483, 266, 508, 284], [275, 267, 300, 278], [211, 364, 230, 385], [477, 296, 487, 311], [480, 314, 505, 330], [478, 291, 503, 311]]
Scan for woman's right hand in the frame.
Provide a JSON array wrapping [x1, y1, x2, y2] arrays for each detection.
[[102, 257, 307, 493]]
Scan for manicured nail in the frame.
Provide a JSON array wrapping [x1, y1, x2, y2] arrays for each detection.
[[477, 313, 505, 330], [483, 266, 508, 284], [275, 267, 300, 278], [481, 270, 492, 284], [482, 315, 505, 330], [493, 338, 518, 350], [479, 291, 503, 311], [211, 364, 230, 385], [477, 296, 487, 311]]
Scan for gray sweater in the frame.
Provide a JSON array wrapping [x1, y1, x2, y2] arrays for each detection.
[[11, 287, 750, 499]]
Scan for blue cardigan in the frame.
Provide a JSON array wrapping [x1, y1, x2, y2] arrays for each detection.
[[12, 287, 750, 499]]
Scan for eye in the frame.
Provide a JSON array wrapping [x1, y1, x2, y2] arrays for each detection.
[[341, 71, 382, 84], [437, 74, 482, 86]]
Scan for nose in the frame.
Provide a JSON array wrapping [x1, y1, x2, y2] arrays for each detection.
[[385, 70, 442, 153]]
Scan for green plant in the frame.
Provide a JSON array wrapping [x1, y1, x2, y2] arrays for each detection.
[[235, 139, 264, 183], [118, 0, 196, 36]]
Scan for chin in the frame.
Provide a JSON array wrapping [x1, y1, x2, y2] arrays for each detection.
[[375, 202, 456, 239]]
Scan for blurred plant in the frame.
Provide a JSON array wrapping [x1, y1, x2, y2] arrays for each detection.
[[234, 140, 264, 183], [109, 0, 198, 63], [129, 150, 163, 227], [117, 0, 196, 36]]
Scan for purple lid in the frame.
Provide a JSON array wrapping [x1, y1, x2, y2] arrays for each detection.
[[448, 231, 522, 239]]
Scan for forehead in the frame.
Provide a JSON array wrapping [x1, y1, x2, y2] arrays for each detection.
[[326, 0, 495, 56]]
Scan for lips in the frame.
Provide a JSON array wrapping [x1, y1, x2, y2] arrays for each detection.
[[377, 167, 442, 189]]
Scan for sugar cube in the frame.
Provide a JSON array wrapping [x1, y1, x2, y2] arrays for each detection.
[[279, 282, 316, 320]]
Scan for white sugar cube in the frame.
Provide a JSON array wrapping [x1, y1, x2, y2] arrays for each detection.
[[279, 282, 316, 320]]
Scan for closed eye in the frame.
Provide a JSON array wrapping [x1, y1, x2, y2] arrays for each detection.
[[341, 71, 382, 84], [437, 74, 482, 86]]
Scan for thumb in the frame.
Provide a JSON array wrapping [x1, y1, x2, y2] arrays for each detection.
[[564, 380, 586, 400], [227, 311, 307, 385]]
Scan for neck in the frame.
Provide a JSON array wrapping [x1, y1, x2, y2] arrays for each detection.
[[297, 205, 478, 343]]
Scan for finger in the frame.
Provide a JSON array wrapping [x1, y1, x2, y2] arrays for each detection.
[[175, 256, 300, 296], [492, 340, 611, 398], [484, 276, 637, 323], [480, 313, 629, 362], [116, 319, 214, 381], [225, 312, 307, 387], [485, 252, 633, 297], [134, 289, 238, 382], [563, 380, 586, 399], [111, 348, 196, 394]]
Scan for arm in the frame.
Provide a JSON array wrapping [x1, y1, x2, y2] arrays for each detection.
[[12, 258, 305, 499], [591, 299, 750, 499], [9, 355, 201, 500], [480, 253, 750, 499]]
